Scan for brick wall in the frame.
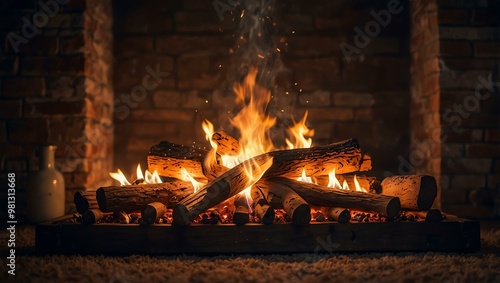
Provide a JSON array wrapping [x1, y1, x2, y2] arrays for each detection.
[[437, 0, 500, 218], [409, 0, 441, 206], [0, 0, 113, 216], [112, 0, 411, 180]]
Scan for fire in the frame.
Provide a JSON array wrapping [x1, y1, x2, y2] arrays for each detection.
[[326, 169, 368, 192], [109, 164, 162, 186], [286, 111, 314, 149], [297, 168, 314, 184], [180, 168, 204, 193]]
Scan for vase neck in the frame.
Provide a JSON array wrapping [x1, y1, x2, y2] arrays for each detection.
[[39, 145, 57, 170]]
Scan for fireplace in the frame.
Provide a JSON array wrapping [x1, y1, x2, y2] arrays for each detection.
[[0, 0, 498, 225]]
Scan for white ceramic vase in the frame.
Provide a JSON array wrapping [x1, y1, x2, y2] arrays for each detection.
[[27, 145, 65, 223]]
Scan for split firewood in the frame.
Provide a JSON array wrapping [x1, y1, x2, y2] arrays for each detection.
[[212, 130, 241, 156], [172, 138, 371, 226], [381, 175, 437, 211], [232, 194, 249, 225], [326, 207, 351, 223], [250, 186, 274, 224], [255, 180, 311, 226], [409, 209, 443, 222], [74, 190, 98, 214], [141, 202, 167, 225], [96, 181, 194, 213], [82, 209, 110, 224], [271, 177, 400, 218]]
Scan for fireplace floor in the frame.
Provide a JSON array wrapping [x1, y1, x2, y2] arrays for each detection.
[[35, 215, 479, 255]]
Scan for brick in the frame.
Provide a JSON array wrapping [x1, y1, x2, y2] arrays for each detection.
[[471, 10, 499, 25], [126, 137, 169, 152], [64, 172, 92, 188], [485, 130, 500, 142], [9, 119, 49, 143], [2, 77, 45, 97], [130, 109, 195, 122], [441, 143, 464, 157], [466, 144, 500, 158], [333, 92, 374, 107], [282, 14, 313, 32], [354, 108, 373, 121], [440, 40, 471, 57], [0, 99, 22, 118], [437, 9, 469, 24], [298, 90, 331, 107], [439, 70, 490, 90], [174, 11, 223, 32], [442, 204, 493, 218], [46, 13, 84, 28], [46, 76, 85, 98], [450, 174, 486, 189], [287, 36, 346, 56], [441, 58, 498, 70], [0, 56, 19, 75], [60, 35, 85, 54], [115, 37, 153, 57], [443, 129, 483, 143], [152, 89, 182, 108], [182, 90, 212, 109], [48, 117, 87, 143], [487, 174, 500, 189], [441, 188, 467, 204], [21, 56, 85, 76], [116, 121, 177, 138], [439, 27, 500, 40], [156, 36, 231, 55], [362, 38, 401, 55], [26, 99, 86, 117], [475, 42, 500, 57], [4, 36, 59, 55], [306, 108, 354, 121], [443, 158, 492, 174]]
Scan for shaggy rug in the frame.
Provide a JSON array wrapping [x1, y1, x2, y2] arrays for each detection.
[[1, 223, 500, 283]]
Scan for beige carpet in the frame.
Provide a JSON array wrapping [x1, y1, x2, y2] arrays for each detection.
[[1, 224, 500, 283]]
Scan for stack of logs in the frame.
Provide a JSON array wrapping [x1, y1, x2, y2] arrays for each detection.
[[74, 135, 439, 226]]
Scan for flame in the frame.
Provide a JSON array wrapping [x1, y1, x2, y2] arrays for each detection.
[[109, 164, 163, 186], [109, 169, 131, 186], [297, 168, 314, 183], [327, 169, 342, 190], [354, 175, 368, 192], [286, 111, 314, 149], [342, 180, 349, 190], [180, 168, 204, 193]]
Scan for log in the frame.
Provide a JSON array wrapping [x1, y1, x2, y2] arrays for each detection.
[[326, 207, 351, 223], [409, 209, 443, 222], [173, 138, 370, 225], [232, 194, 250, 225], [74, 191, 98, 214], [255, 180, 311, 226], [82, 209, 109, 224], [96, 181, 194, 213], [250, 186, 274, 224], [271, 177, 400, 218], [141, 202, 167, 225], [212, 131, 241, 156], [381, 175, 437, 211]]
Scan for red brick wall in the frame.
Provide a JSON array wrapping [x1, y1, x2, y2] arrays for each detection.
[[0, 0, 113, 215], [409, 0, 441, 206], [112, 0, 411, 180], [437, 0, 500, 218]]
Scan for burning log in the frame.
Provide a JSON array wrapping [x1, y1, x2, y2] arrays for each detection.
[[232, 194, 250, 225], [326, 207, 351, 223], [381, 175, 437, 211], [96, 181, 194, 213], [315, 175, 381, 193], [141, 202, 167, 225], [74, 191, 98, 214], [255, 180, 311, 226], [250, 186, 274, 224], [212, 131, 241, 156], [173, 139, 371, 226], [271, 177, 400, 218]]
